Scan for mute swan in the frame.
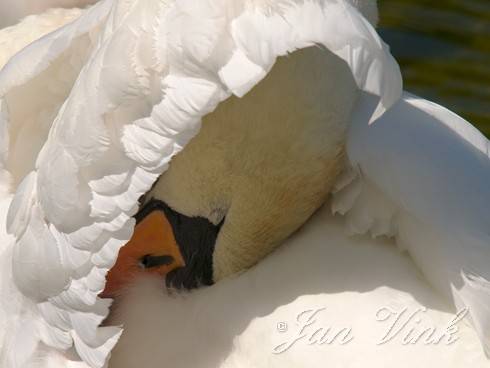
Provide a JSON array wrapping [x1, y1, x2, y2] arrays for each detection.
[[0, 1, 488, 368]]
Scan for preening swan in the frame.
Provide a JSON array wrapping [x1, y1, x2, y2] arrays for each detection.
[[0, 1, 489, 367]]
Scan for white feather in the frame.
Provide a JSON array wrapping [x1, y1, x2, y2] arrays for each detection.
[[333, 91, 490, 355]]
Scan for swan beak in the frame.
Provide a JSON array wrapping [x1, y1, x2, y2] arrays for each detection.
[[101, 211, 185, 298]]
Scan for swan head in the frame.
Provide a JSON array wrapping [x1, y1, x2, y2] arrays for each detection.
[[102, 1, 379, 296], [103, 45, 358, 296]]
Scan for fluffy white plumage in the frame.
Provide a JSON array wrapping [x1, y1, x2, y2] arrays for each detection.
[[108, 205, 488, 368], [0, 0, 488, 367], [341, 92, 490, 355]]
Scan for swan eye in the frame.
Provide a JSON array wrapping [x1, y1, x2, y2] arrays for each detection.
[[101, 204, 185, 298], [139, 254, 175, 269]]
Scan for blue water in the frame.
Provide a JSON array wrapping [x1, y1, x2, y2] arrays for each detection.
[[378, 0, 490, 136]]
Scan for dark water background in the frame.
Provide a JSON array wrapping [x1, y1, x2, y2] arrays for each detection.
[[378, 0, 490, 136]]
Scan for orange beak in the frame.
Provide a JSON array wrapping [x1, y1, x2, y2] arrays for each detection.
[[101, 210, 185, 298]]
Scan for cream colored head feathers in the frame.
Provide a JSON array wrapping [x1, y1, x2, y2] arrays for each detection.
[[147, 45, 359, 281]]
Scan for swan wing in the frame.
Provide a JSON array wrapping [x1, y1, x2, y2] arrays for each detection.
[[0, 2, 115, 367], [333, 91, 490, 354]]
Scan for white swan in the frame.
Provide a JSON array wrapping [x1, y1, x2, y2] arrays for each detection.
[[0, 1, 488, 367]]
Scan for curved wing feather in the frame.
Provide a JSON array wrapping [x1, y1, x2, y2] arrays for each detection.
[[334, 91, 490, 354]]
